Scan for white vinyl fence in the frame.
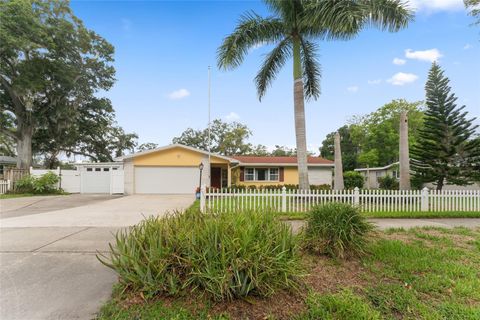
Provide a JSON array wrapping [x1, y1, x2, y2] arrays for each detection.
[[0, 180, 11, 194], [201, 187, 480, 213]]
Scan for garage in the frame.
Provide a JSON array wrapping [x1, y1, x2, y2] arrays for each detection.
[[134, 166, 199, 194]]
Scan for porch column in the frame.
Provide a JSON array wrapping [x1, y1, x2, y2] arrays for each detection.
[[201, 156, 211, 188]]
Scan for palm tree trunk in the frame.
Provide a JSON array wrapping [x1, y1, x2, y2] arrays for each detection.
[[293, 38, 309, 190]]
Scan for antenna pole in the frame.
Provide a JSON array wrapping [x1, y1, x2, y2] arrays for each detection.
[[208, 66, 211, 184]]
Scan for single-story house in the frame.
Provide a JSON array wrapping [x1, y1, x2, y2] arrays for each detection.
[[354, 162, 399, 189], [27, 144, 333, 194], [0, 156, 17, 179], [114, 144, 334, 194]]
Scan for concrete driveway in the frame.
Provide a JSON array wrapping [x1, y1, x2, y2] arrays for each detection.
[[0, 194, 194, 320]]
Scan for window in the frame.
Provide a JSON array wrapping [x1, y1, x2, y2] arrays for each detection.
[[245, 168, 255, 181], [244, 167, 279, 182], [269, 168, 279, 181], [0, 165, 4, 175], [112, 167, 118, 171], [95, 168, 101, 172], [392, 170, 399, 179], [86, 168, 93, 172], [103, 168, 109, 172]]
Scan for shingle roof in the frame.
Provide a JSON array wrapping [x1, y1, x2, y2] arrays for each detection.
[[232, 156, 333, 165]]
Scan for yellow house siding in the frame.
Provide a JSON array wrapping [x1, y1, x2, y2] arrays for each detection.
[[133, 147, 229, 166], [232, 167, 299, 186]]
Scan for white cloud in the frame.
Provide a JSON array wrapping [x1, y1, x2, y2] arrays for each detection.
[[168, 88, 190, 100], [464, 43, 472, 50], [367, 79, 382, 85], [225, 112, 240, 121], [347, 86, 359, 93], [387, 72, 418, 86], [408, 0, 464, 12], [393, 58, 406, 65], [405, 49, 443, 62]]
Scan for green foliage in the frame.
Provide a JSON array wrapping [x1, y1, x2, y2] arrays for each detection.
[[378, 175, 399, 190], [230, 184, 331, 191], [320, 125, 358, 171], [343, 171, 364, 189], [350, 99, 425, 167], [296, 290, 381, 320], [303, 203, 373, 259], [465, 0, 480, 25], [172, 119, 255, 156], [136, 143, 159, 152], [98, 209, 301, 301], [411, 63, 480, 190], [15, 172, 60, 194], [1, 0, 135, 168]]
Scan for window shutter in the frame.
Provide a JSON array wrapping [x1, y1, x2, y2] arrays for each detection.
[[279, 167, 284, 182], [240, 167, 244, 181]]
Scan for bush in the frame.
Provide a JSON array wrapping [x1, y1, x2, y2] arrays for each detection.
[[378, 175, 399, 190], [230, 184, 331, 191], [343, 171, 364, 189], [14, 172, 60, 194], [98, 209, 301, 301], [303, 203, 373, 259]]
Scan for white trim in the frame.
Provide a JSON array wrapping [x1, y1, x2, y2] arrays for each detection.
[[354, 162, 399, 172], [114, 143, 238, 163], [244, 167, 280, 182]]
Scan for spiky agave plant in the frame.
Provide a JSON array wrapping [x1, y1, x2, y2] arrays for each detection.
[[217, 0, 412, 190]]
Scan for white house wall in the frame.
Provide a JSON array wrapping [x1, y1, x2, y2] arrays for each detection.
[[308, 167, 333, 186]]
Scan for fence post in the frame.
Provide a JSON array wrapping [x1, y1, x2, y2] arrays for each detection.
[[281, 186, 287, 212], [7, 179, 11, 192], [421, 187, 429, 211], [200, 184, 206, 213], [354, 187, 360, 206], [29, 166, 33, 174]]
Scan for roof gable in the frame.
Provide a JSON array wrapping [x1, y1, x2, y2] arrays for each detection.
[[116, 144, 238, 163]]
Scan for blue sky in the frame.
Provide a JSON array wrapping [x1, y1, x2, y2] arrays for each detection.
[[71, 0, 480, 154]]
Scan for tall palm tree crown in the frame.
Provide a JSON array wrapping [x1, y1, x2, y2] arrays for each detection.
[[218, 0, 412, 190]]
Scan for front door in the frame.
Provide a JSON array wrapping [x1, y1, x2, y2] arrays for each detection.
[[211, 167, 221, 189]]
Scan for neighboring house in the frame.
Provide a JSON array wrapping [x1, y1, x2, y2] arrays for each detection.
[[0, 156, 17, 180], [354, 162, 399, 189], [355, 161, 480, 190]]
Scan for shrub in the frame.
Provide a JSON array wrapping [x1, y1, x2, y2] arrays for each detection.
[[343, 171, 364, 189], [303, 203, 373, 259], [98, 209, 301, 301], [14, 172, 60, 194], [378, 175, 399, 190]]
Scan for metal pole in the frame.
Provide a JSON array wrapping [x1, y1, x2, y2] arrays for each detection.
[[207, 66, 211, 185]]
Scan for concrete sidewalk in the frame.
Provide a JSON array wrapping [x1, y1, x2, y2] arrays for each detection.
[[288, 218, 480, 233], [0, 194, 195, 320]]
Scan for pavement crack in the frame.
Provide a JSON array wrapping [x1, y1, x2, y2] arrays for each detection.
[[31, 227, 91, 252]]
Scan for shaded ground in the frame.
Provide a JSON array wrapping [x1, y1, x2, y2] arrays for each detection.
[[0, 194, 195, 320], [0, 194, 119, 219]]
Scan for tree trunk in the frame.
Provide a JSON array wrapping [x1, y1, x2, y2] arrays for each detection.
[[334, 132, 344, 190], [399, 111, 411, 190], [436, 177, 444, 191], [293, 38, 309, 190], [16, 125, 33, 169]]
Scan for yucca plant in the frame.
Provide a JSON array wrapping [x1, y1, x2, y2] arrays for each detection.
[[303, 203, 373, 259], [98, 208, 302, 301]]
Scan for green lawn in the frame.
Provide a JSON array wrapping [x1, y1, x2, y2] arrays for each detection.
[[97, 227, 480, 319], [206, 197, 480, 218]]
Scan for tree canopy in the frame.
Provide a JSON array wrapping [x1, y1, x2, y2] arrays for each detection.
[[320, 100, 424, 170], [411, 63, 480, 190], [0, 0, 136, 167]]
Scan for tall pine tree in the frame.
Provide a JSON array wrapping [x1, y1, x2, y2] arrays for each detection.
[[412, 63, 480, 190]]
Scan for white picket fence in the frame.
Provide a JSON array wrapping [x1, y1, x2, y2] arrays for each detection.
[[200, 187, 480, 213], [0, 180, 11, 194]]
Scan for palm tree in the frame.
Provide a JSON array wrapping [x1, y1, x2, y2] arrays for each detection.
[[217, 0, 412, 190]]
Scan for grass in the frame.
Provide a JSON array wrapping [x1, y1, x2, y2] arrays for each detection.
[[0, 192, 67, 199], [97, 226, 480, 319]]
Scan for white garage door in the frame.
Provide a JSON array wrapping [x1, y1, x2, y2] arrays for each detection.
[[135, 166, 199, 194], [81, 168, 111, 193]]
